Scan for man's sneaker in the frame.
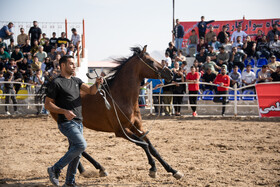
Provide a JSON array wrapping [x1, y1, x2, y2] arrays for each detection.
[[222, 113, 225, 117], [5, 111, 11, 115], [192, 111, 197, 117], [47, 167, 60, 186], [62, 183, 78, 187], [14, 111, 21, 115]]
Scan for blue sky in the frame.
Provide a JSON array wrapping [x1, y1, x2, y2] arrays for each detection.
[[1, 0, 280, 61]]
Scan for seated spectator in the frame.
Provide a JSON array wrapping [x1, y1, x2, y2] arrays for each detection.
[[256, 35, 270, 60], [44, 57, 54, 72], [217, 25, 230, 44], [13, 66, 23, 93], [231, 25, 247, 43], [216, 46, 229, 70], [181, 61, 188, 75], [35, 46, 47, 63], [57, 32, 70, 47], [0, 22, 14, 41], [21, 39, 31, 57], [209, 35, 221, 52], [30, 40, 39, 56], [49, 32, 58, 47], [230, 47, 247, 71], [11, 46, 24, 65], [43, 39, 52, 54], [0, 71, 4, 90], [268, 55, 280, 73], [195, 47, 207, 67], [201, 68, 216, 91], [0, 46, 10, 61], [8, 38, 15, 54], [172, 67, 185, 116], [27, 54, 33, 64], [229, 65, 242, 87], [242, 65, 256, 87], [271, 65, 280, 81], [175, 50, 186, 65], [269, 34, 280, 59], [17, 28, 29, 47], [222, 36, 233, 53], [67, 46, 75, 56], [205, 25, 216, 44], [203, 56, 220, 73], [0, 38, 8, 52], [31, 56, 42, 72], [18, 57, 29, 76], [232, 36, 244, 52], [164, 51, 172, 68], [267, 24, 280, 42], [0, 59, 5, 71], [257, 65, 272, 83], [71, 28, 81, 49], [193, 60, 200, 72], [53, 54, 61, 71], [187, 29, 198, 55], [56, 43, 67, 57], [40, 33, 49, 46], [166, 42, 177, 64], [255, 29, 264, 46], [243, 35, 256, 58], [206, 46, 217, 62], [48, 47, 57, 62], [171, 61, 180, 73], [197, 37, 208, 53]]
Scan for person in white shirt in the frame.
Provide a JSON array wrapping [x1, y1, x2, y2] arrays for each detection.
[[242, 64, 256, 87], [231, 25, 248, 43], [71, 28, 81, 49], [165, 51, 172, 68]]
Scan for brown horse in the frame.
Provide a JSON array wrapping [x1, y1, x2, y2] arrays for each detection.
[[51, 45, 183, 179]]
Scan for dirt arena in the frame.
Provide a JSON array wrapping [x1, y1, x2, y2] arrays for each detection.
[[0, 115, 279, 187]]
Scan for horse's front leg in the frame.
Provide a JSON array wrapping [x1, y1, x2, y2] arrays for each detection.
[[145, 138, 184, 180]]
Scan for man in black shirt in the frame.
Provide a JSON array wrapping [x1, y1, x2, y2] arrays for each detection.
[[49, 32, 58, 47], [28, 21, 42, 47], [271, 66, 280, 81], [45, 55, 103, 187], [165, 42, 177, 62], [217, 25, 230, 44], [201, 68, 216, 91], [57, 32, 70, 47]]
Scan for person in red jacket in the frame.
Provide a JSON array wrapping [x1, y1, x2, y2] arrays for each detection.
[[186, 66, 200, 117], [213, 66, 230, 116]]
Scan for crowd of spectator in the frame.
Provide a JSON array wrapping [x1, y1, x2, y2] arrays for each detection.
[[142, 17, 280, 117], [0, 21, 81, 115]]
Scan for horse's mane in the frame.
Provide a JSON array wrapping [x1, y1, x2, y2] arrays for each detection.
[[106, 47, 142, 86]]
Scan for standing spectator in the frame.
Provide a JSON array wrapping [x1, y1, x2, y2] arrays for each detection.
[[268, 34, 280, 59], [195, 47, 207, 68], [11, 46, 24, 64], [257, 65, 272, 83], [166, 42, 177, 63], [231, 25, 247, 43], [40, 33, 49, 46], [0, 46, 10, 61], [217, 25, 230, 44], [172, 67, 185, 116], [186, 66, 200, 117], [0, 71, 4, 90], [208, 35, 221, 52], [57, 32, 70, 47], [271, 66, 280, 81], [267, 24, 280, 42], [71, 28, 81, 49], [197, 37, 207, 53], [216, 46, 230, 71], [161, 60, 173, 116], [213, 66, 230, 117], [201, 68, 216, 91], [197, 16, 215, 39], [268, 55, 280, 73], [0, 22, 14, 41], [256, 35, 270, 60], [205, 26, 216, 44], [222, 36, 233, 53], [173, 19, 185, 51], [48, 47, 57, 62], [28, 21, 42, 47], [8, 39, 15, 54], [49, 32, 58, 47], [229, 47, 247, 71], [4, 65, 20, 115], [17, 28, 28, 47], [187, 29, 198, 56], [164, 51, 172, 68], [243, 35, 256, 58], [21, 39, 31, 57], [229, 65, 242, 87], [144, 79, 164, 115], [242, 65, 256, 87], [35, 46, 47, 63]]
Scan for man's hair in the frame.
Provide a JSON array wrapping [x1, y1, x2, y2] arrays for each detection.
[[165, 51, 170, 56], [190, 66, 195, 69], [8, 22, 13, 25], [71, 28, 77, 32], [182, 61, 187, 65], [52, 32, 56, 34], [247, 64, 252, 68], [233, 65, 239, 68], [191, 29, 195, 32], [59, 55, 74, 66], [262, 65, 268, 69], [10, 58, 15, 61], [15, 46, 20, 49], [201, 16, 204, 19]]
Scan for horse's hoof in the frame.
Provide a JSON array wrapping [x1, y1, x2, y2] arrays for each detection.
[[173, 171, 183, 180], [99, 170, 108, 177], [149, 170, 157, 178]]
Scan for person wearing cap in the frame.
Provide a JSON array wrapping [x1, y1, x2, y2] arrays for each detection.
[[3, 59, 20, 115], [268, 55, 280, 72], [11, 46, 24, 64], [28, 21, 42, 47], [217, 25, 231, 44], [205, 25, 217, 44], [197, 16, 215, 39], [213, 66, 230, 117], [231, 25, 247, 43], [0, 22, 14, 41], [173, 19, 185, 51], [0, 46, 10, 61], [267, 24, 280, 42], [17, 28, 29, 47], [271, 66, 280, 81]]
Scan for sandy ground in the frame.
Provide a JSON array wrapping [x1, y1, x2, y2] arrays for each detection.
[[0, 115, 280, 187]]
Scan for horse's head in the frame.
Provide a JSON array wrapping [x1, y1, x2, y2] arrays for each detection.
[[134, 45, 173, 82]]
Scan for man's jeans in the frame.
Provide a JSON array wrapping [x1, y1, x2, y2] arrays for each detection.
[[175, 38, 183, 50], [53, 120, 87, 184]]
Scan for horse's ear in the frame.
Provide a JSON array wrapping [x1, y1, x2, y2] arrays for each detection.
[[140, 45, 147, 56]]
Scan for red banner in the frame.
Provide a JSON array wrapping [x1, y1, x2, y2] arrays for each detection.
[[181, 18, 280, 47], [255, 83, 280, 117]]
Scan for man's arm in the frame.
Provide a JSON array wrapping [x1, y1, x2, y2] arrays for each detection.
[[45, 97, 76, 120], [80, 77, 103, 95]]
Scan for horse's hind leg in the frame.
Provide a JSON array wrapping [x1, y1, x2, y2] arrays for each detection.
[[145, 138, 183, 180], [82, 151, 108, 177]]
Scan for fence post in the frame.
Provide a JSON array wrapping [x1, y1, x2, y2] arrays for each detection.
[[234, 84, 238, 116], [149, 82, 153, 114]]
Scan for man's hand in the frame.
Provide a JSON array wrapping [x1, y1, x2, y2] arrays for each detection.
[[96, 77, 103, 85], [64, 110, 76, 121]]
